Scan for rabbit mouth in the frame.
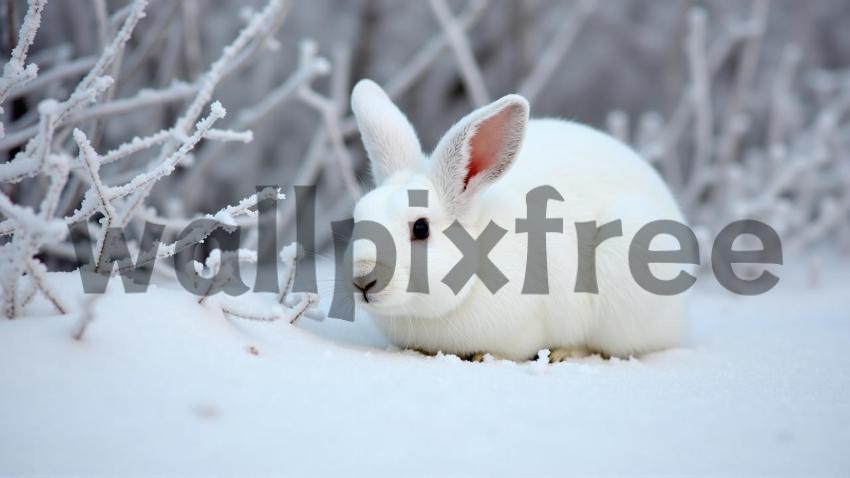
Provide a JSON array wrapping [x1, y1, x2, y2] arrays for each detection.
[[353, 287, 403, 309], [353, 287, 385, 307]]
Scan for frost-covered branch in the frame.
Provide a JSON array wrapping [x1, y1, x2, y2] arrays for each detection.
[[0, 0, 45, 109], [220, 292, 317, 324], [0, 0, 318, 320], [613, 1, 850, 263], [194, 241, 317, 324], [682, 8, 714, 207], [144, 186, 283, 272], [297, 42, 362, 200], [67, 102, 225, 227], [181, 38, 331, 204]]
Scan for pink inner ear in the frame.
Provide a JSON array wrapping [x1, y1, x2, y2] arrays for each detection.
[[464, 109, 511, 189]]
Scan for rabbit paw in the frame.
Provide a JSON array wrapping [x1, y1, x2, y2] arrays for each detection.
[[468, 352, 508, 362], [548, 347, 591, 363]]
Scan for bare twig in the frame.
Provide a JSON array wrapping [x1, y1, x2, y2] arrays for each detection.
[[518, 0, 594, 103], [428, 0, 489, 106], [72, 295, 100, 340]]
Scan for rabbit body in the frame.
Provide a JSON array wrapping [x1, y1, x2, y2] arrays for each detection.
[[350, 80, 690, 361]]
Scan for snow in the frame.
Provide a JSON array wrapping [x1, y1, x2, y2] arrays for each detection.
[[212, 210, 237, 227], [1, 257, 848, 476]]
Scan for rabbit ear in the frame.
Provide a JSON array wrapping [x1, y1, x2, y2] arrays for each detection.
[[430, 94, 529, 215], [351, 79, 423, 184]]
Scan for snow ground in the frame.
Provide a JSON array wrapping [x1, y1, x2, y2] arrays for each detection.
[[1, 258, 848, 477]]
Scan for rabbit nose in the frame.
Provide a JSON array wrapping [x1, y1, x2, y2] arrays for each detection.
[[353, 276, 377, 302]]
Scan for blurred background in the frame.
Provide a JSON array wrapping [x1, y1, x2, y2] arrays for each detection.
[[2, 4, 849, 473], [2, 0, 849, 259]]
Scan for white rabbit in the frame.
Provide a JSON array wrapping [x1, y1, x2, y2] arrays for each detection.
[[349, 79, 692, 362]]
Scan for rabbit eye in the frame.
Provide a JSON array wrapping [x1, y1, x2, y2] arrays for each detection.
[[412, 218, 430, 240]]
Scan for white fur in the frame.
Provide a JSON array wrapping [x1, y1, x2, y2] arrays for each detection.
[[350, 79, 691, 361], [351, 80, 422, 184]]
